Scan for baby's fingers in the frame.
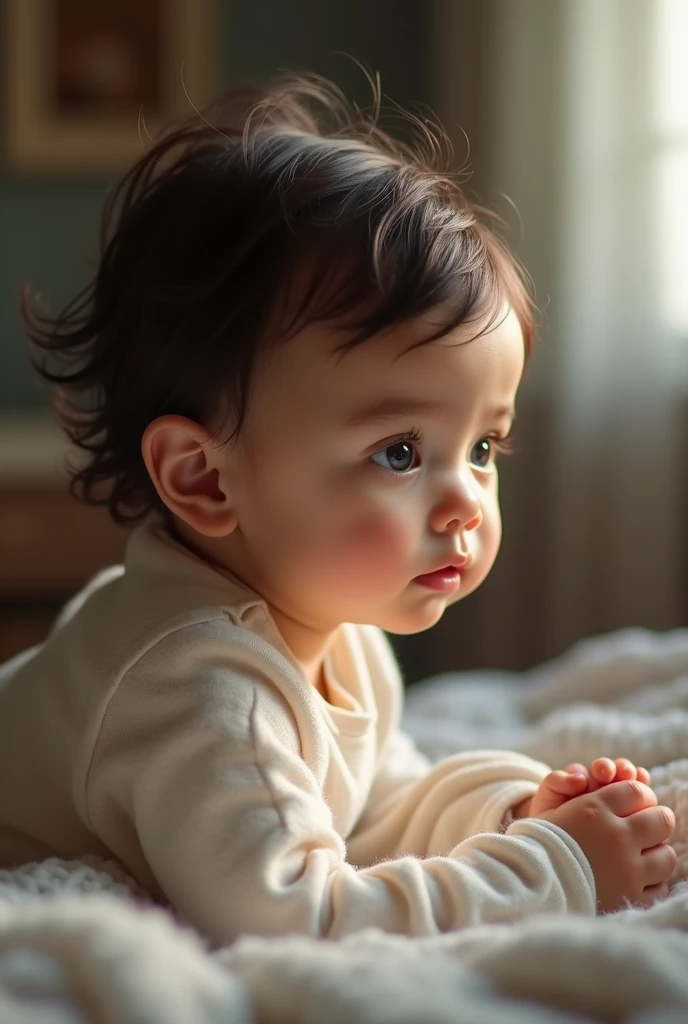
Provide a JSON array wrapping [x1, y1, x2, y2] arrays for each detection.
[[532, 770, 589, 813], [610, 758, 649, 784], [638, 882, 670, 907], [598, 779, 657, 815], [641, 841, 677, 889], [630, 805, 676, 848], [585, 757, 651, 789], [545, 769, 589, 795], [589, 757, 616, 786]]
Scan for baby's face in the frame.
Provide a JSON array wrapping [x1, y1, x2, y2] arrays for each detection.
[[216, 307, 525, 638]]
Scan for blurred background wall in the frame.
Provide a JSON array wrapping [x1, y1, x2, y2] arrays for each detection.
[[0, 0, 686, 680]]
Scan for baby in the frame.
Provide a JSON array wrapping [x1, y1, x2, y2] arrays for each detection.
[[0, 75, 675, 946]]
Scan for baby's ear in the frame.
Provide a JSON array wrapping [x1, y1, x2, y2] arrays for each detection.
[[141, 415, 237, 537]]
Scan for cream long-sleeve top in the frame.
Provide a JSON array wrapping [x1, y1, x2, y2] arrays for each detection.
[[0, 523, 596, 944]]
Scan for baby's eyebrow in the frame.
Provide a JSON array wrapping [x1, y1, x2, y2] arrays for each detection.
[[345, 398, 516, 427], [345, 398, 446, 427], [487, 404, 516, 421]]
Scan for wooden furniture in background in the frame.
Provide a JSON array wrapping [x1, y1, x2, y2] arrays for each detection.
[[0, 415, 132, 661], [0, 487, 129, 596], [0, 486, 130, 660]]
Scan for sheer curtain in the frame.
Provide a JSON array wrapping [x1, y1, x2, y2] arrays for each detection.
[[395, 0, 687, 682], [548, 0, 687, 653]]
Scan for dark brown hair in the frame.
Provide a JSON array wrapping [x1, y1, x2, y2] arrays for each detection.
[[24, 73, 535, 525]]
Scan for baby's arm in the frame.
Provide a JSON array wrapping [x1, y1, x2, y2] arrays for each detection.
[[85, 626, 600, 943]]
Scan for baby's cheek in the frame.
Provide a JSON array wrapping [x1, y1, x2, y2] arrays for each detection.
[[348, 509, 408, 553], [482, 503, 502, 567], [326, 509, 410, 587]]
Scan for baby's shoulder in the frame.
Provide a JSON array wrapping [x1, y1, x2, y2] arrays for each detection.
[[113, 609, 315, 745], [125, 610, 299, 697]]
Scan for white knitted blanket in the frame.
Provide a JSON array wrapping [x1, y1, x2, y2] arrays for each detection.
[[3, 626, 688, 1024]]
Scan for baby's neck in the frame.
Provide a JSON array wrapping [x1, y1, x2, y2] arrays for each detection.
[[266, 604, 336, 694], [170, 519, 338, 696]]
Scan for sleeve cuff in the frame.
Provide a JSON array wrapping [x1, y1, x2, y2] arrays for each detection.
[[505, 817, 597, 916]]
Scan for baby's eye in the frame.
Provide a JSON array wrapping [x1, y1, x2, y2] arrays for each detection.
[[371, 440, 420, 474], [470, 438, 493, 468]]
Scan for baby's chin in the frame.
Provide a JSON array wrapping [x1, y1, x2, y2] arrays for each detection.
[[370, 576, 487, 635], [371, 599, 455, 636]]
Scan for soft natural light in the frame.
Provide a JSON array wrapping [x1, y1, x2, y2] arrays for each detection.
[[657, 152, 688, 334], [655, 0, 688, 134], [654, 0, 688, 334]]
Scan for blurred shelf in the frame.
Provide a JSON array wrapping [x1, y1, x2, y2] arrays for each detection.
[[0, 487, 129, 596], [0, 415, 72, 485], [0, 423, 131, 658]]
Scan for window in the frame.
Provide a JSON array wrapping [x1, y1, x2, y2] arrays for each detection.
[[655, 0, 688, 335]]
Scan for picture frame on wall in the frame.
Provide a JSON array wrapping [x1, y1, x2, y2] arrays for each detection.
[[1, 0, 217, 173]]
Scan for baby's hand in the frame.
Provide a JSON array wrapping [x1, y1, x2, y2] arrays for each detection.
[[536, 780, 676, 911], [525, 757, 651, 818]]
